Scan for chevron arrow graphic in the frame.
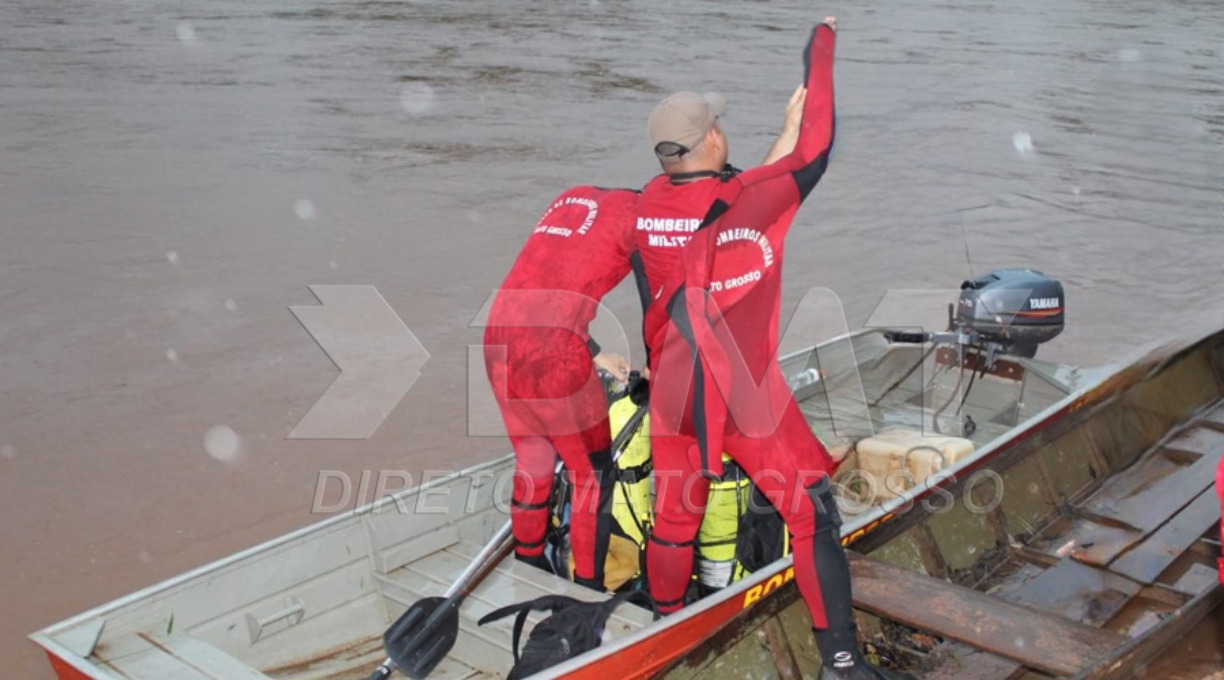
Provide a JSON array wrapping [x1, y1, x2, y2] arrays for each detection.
[[288, 285, 428, 439]]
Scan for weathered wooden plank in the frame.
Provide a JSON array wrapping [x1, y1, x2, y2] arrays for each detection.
[[760, 617, 803, 680], [1109, 488, 1220, 585], [1168, 562, 1220, 597], [846, 553, 1125, 676], [1008, 559, 1140, 627], [1079, 445, 1222, 533], [1162, 425, 1224, 458], [1069, 583, 1224, 680], [1025, 517, 1143, 567], [1068, 521, 1144, 567], [1201, 400, 1224, 429], [927, 645, 1024, 680]]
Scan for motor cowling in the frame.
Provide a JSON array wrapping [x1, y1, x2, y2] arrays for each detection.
[[956, 269, 1064, 357]]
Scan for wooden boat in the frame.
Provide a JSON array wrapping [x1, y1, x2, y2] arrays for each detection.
[[31, 311, 1223, 679]]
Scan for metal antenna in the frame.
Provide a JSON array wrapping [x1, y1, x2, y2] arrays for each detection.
[[960, 212, 977, 282]]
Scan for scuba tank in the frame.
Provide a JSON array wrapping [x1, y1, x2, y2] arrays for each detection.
[[608, 394, 652, 546], [695, 456, 752, 590]]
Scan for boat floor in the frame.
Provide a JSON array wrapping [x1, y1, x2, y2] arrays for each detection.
[[92, 538, 653, 680], [861, 407, 1224, 679]]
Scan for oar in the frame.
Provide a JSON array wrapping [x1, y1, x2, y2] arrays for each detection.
[[368, 395, 650, 680], [366, 522, 515, 680]]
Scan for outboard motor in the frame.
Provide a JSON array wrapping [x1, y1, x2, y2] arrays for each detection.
[[956, 269, 1064, 358]]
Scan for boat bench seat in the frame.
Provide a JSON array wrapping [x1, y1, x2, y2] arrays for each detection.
[[92, 629, 273, 680]]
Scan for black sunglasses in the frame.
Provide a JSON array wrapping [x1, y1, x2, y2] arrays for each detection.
[[654, 141, 691, 158]]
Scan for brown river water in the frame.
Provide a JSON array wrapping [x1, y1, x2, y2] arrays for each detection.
[[1, 0, 1221, 676]]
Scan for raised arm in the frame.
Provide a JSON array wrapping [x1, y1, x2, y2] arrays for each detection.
[[771, 18, 836, 194], [749, 18, 837, 183], [761, 84, 807, 166]]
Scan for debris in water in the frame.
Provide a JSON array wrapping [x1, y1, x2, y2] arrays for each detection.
[[0, 445, 14, 460], [224, 298, 238, 312], [1117, 48, 1142, 62], [166, 349, 179, 363], [166, 250, 180, 265]]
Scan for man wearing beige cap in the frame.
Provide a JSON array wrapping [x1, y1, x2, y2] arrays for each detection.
[[634, 17, 912, 680], [634, 87, 803, 264]]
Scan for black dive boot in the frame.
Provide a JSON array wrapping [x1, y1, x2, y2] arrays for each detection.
[[805, 482, 915, 680]]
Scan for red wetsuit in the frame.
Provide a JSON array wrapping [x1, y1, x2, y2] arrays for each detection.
[[634, 24, 838, 622], [484, 186, 637, 586], [1217, 456, 1224, 585]]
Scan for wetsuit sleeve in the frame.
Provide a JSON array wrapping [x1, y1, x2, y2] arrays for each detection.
[[789, 23, 836, 199], [741, 22, 836, 197], [681, 22, 834, 312]]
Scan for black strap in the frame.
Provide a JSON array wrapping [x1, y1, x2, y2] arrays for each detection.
[[512, 499, 551, 511], [668, 170, 720, 184], [480, 594, 630, 662], [696, 198, 732, 231], [479, 595, 582, 661], [652, 594, 686, 609], [510, 607, 532, 663], [623, 590, 660, 621], [616, 459, 654, 484], [649, 534, 695, 549]]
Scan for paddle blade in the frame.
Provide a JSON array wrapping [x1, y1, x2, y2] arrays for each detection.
[[383, 596, 461, 679]]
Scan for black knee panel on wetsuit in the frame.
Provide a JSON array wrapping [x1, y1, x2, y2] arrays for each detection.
[[583, 447, 616, 585], [808, 482, 842, 536], [805, 480, 854, 630]]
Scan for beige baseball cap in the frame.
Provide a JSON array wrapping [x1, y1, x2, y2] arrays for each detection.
[[648, 91, 727, 160]]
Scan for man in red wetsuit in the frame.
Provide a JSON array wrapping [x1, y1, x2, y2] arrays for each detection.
[[484, 186, 636, 591], [636, 18, 911, 680]]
